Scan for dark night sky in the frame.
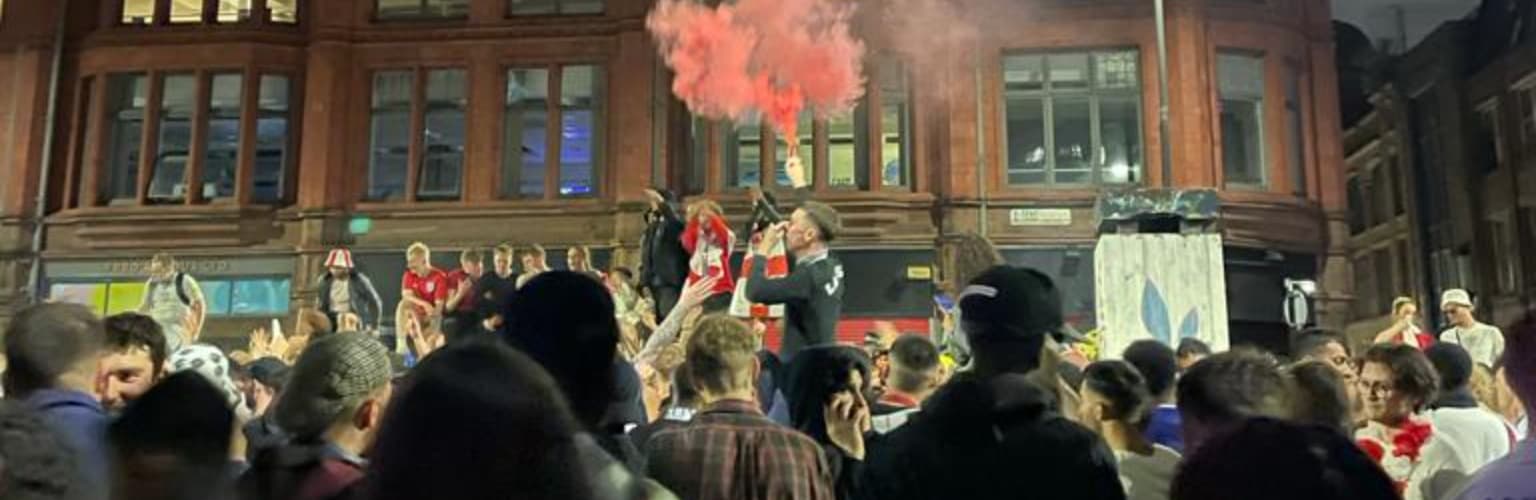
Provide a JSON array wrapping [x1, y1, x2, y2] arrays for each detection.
[[1334, 0, 1481, 52]]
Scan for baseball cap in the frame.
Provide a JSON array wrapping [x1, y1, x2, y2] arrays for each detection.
[[799, 202, 842, 243], [958, 265, 1079, 342], [1441, 289, 1473, 309], [274, 332, 392, 439]]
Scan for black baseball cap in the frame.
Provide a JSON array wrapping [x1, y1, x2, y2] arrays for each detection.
[[958, 265, 1079, 342]]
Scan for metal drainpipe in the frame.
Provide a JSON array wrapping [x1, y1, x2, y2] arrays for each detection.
[[26, 0, 70, 304], [1155, 0, 1173, 188], [975, 50, 988, 237]]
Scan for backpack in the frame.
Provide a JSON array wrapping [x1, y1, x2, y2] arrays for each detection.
[[151, 272, 193, 306]]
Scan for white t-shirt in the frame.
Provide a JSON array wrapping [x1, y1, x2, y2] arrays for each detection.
[[1115, 444, 1180, 500], [1440, 323, 1505, 367], [1427, 406, 1513, 473]]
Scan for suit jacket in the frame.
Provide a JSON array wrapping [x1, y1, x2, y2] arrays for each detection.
[[640, 202, 689, 289]]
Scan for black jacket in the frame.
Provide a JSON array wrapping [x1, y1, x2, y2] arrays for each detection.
[[746, 252, 844, 363], [639, 201, 689, 289], [314, 272, 383, 331], [857, 373, 1126, 500]]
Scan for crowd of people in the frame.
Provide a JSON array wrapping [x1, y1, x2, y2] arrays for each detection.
[[3, 157, 1534, 500]]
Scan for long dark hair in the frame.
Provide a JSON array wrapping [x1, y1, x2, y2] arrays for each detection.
[[366, 338, 593, 500]]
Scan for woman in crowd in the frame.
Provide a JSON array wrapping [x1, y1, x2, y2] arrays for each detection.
[[1373, 297, 1433, 349], [681, 199, 735, 313]]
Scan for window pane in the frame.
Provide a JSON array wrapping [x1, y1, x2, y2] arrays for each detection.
[[1005, 97, 1046, 184], [268, 0, 298, 23], [1219, 52, 1265, 186], [503, 68, 550, 198], [420, 69, 466, 201], [231, 279, 291, 316], [378, 0, 467, 18], [368, 70, 413, 201], [562, 0, 603, 14], [1047, 53, 1089, 90], [775, 113, 814, 187], [1052, 97, 1091, 184], [1003, 55, 1044, 92], [559, 65, 601, 197], [104, 73, 148, 204], [726, 121, 761, 189], [255, 75, 290, 203], [202, 73, 243, 200], [509, 0, 557, 14], [879, 63, 908, 187], [1095, 51, 1139, 89], [686, 117, 709, 194], [216, 0, 254, 22], [106, 282, 147, 316], [1286, 72, 1306, 196], [170, 0, 202, 23], [150, 74, 196, 203], [123, 0, 155, 24], [828, 105, 867, 189], [201, 280, 233, 316], [1099, 94, 1141, 184], [50, 283, 108, 315]]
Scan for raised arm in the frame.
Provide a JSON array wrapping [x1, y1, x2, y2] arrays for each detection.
[[636, 275, 718, 367]]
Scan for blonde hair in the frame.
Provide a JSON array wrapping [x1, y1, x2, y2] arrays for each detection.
[[406, 242, 430, 259], [686, 315, 759, 395], [494, 244, 515, 258], [686, 199, 724, 222], [1392, 297, 1417, 315]]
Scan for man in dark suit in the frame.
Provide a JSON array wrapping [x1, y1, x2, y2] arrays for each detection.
[[640, 188, 690, 323]]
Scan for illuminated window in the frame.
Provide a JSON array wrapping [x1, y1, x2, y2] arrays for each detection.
[[122, 0, 155, 24], [1003, 50, 1143, 186], [501, 64, 603, 198], [216, 0, 255, 23], [170, 0, 203, 23], [268, 0, 298, 23]]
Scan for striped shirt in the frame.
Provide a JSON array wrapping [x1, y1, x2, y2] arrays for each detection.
[[646, 399, 835, 500]]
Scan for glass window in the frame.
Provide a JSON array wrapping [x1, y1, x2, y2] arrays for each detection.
[[828, 60, 910, 190], [1003, 50, 1142, 186], [1286, 69, 1306, 196], [828, 107, 867, 189], [880, 63, 910, 188], [726, 120, 762, 188], [104, 73, 148, 204], [368, 70, 413, 201], [1219, 51, 1266, 187], [216, 0, 254, 22], [503, 68, 550, 198], [123, 0, 155, 24], [268, 0, 298, 23], [377, 0, 468, 19], [1477, 102, 1503, 174], [1346, 175, 1366, 234], [50, 283, 109, 315], [774, 113, 814, 188], [231, 278, 290, 315], [685, 117, 709, 195], [419, 69, 466, 200], [149, 74, 196, 203], [254, 75, 291, 203], [170, 0, 203, 23], [202, 73, 243, 200], [509, 0, 603, 15], [558, 65, 601, 197]]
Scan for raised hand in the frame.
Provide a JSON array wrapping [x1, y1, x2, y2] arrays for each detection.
[[757, 222, 789, 255], [825, 391, 870, 460], [679, 275, 720, 311]]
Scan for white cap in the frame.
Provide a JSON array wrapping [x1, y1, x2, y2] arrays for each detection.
[[1441, 289, 1473, 309]]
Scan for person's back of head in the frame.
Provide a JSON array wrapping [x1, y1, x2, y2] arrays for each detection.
[[366, 338, 593, 500], [274, 332, 393, 442], [887, 334, 940, 395], [1123, 339, 1178, 401], [109, 372, 234, 500], [1176, 348, 1293, 452], [503, 271, 619, 429], [685, 315, 760, 402], [671, 361, 700, 408], [4, 303, 105, 397], [1175, 337, 1213, 371], [0, 400, 74, 500], [1285, 360, 1352, 436], [957, 266, 1063, 377], [1080, 360, 1152, 429], [1293, 334, 1345, 362], [1424, 341, 1474, 392], [1171, 417, 1397, 500]]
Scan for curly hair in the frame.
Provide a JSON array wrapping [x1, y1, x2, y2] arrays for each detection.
[[1362, 343, 1439, 412], [945, 232, 1004, 293], [686, 315, 759, 396]]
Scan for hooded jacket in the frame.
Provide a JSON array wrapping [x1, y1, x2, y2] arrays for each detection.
[[857, 372, 1125, 500]]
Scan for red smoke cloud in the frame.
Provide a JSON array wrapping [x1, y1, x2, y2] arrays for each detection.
[[647, 0, 865, 152]]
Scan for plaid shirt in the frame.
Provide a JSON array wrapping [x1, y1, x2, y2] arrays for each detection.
[[646, 399, 835, 500]]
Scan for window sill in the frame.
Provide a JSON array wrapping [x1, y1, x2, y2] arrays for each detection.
[[49, 203, 278, 223]]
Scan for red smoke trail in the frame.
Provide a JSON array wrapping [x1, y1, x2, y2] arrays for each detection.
[[647, 0, 865, 155]]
